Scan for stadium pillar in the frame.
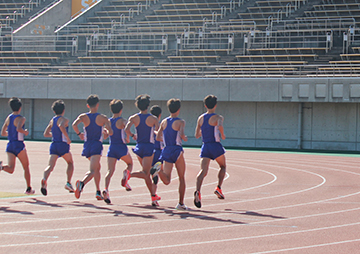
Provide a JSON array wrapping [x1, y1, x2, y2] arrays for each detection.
[[30, 99, 34, 140], [297, 102, 303, 149]]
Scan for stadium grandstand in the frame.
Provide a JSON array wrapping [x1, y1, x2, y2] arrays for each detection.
[[0, 0, 359, 78]]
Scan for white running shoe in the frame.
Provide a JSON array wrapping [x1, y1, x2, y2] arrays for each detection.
[[150, 162, 162, 184], [64, 182, 74, 193], [175, 203, 188, 211], [25, 187, 35, 195], [150, 162, 161, 176]]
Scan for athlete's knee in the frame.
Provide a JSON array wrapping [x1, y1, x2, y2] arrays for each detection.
[[163, 180, 171, 185], [6, 166, 15, 174], [45, 166, 55, 173], [161, 176, 171, 185], [198, 169, 208, 178]]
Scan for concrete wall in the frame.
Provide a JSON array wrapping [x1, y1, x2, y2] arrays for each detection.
[[0, 77, 359, 151]]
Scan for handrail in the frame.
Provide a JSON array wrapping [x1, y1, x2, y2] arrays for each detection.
[[212, 11, 217, 25], [2, 63, 360, 78], [117, 14, 124, 26], [285, 3, 291, 17], [221, 6, 226, 19], [137, 3, 142, 15], [129, 8, 134, 21]]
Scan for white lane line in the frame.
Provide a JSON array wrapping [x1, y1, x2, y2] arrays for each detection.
[[242, 156, 360, 176], [0, 164, 276, 225], [1, 205, 360, 249], [0, 161, 329, 230], [0, 153, 358, 252], [4, 233, 59, 239], [251, 239, 360, 253], [0, 162, 227, 208], [202, 162, 326, 209], [86, 220, 360, 253]]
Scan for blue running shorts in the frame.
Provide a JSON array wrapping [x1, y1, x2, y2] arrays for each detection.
[[82, 140, 103, 158], [50, 142, 70, 157], [107, 143, 128, 160], [6, 141, 25, 156], [152, 148, 163, 166], [200, 142, 225, 160], [160, 146, 183, 163], [132, 143, 155, 159]]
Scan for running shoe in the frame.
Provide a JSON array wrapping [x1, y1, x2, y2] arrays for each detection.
[[214, 186, 225, 199], [96, 190, 104, 200], [152, 175, 159, 185], [102, 190, 111, 204], [125, 183, 132, 191], [150, 162, 162, 184], [25, 187, 35, 195], [151, 194, 161, 206], [121, 169, 130, 188], [64, 182, 74, 193], [151, 194, 161, 202], [175, 203, 188, 211], [194, 191, 201, 208], [74, 180, 83, 199], [40, 179, 47, 196]]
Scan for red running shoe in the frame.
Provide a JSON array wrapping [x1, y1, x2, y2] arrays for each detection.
[[75, 180, 83, 199], [151, 194, 161, 202], [121, 169, 130, 188], [214, 186, 225, 199], [194, 191, 201, 208]]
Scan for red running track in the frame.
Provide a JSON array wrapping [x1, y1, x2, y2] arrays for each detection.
[[0, 140, 360, 253]]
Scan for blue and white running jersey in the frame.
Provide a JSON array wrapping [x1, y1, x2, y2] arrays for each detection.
[[162, 117, 182, 147], [154, 121, 164, 150], [201, 113, 221, 143], [109, 116, 125, 145], [83, 113, 103, 142], [52, 116, 68, 143], [7, 114, 24, 142], [135, 113, 154, 144]]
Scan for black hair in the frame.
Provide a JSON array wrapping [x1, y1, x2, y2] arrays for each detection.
[[167, 98, 181, 113], [150, 105, 162, 118], [9, 97, 22, 112], [87, 94, 100, 107], [135, 94, 150, 111], [109, 99, 123, 114], [204, 94, 217, 109], [52, 100, 65, 115]]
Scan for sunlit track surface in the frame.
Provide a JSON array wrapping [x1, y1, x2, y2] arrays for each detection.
[[0, 140, 359, 253]]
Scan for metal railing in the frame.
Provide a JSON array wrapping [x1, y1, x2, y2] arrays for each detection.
[[87, 33, 168, 54], [1, 64, 360, 78], [112, 23, 191, 34], [274, 18, 356, 33], [4, 0, 46, 26]]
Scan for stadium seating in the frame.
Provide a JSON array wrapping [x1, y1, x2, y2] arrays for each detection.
[[1, 0, 360, 77]]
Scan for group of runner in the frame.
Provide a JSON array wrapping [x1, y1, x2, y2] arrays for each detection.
[[0, 94, 227, 210]]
